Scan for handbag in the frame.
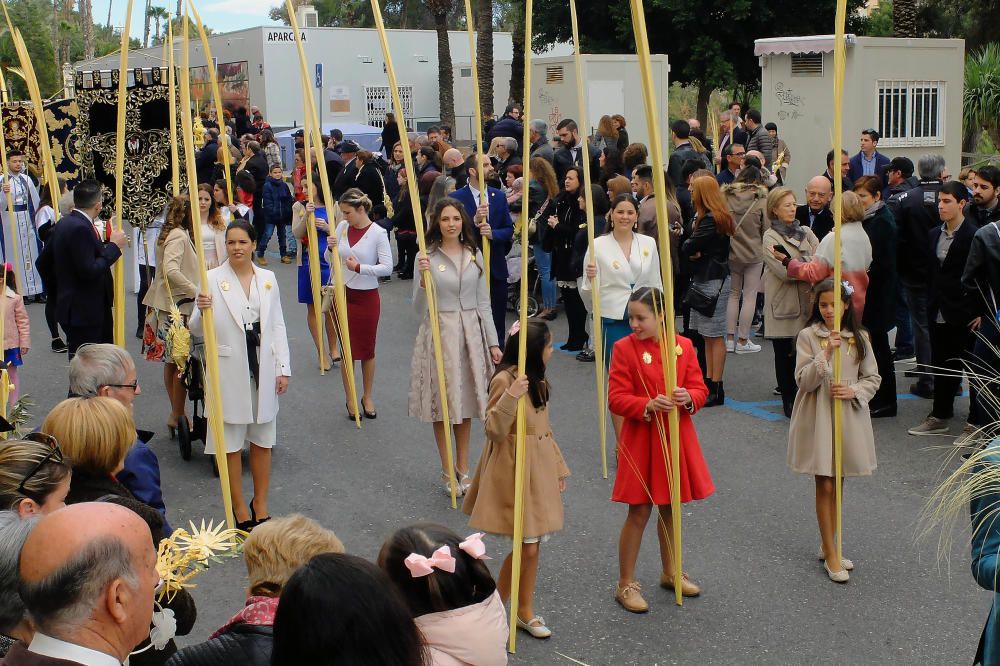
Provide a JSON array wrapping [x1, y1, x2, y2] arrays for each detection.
[[527, 197, 549, 238], [683, 253, 729, 317]]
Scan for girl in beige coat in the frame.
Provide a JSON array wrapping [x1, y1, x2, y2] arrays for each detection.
[[464, 320, 570, 640], [787, 279, 880, 584]]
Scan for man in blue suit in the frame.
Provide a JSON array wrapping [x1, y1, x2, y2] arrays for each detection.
[[847, 129, 891, 184], [35, 180, 127, 358], [450, 153, 514, 341]]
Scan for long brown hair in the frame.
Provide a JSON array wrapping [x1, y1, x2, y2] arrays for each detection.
[[198, 184, 225, 231], [691, 176, 734, 235], [530, 157, 558, 198], [424, 198, 481, 269], [597, 115, 618, 139], [158, 194, 194, 245]]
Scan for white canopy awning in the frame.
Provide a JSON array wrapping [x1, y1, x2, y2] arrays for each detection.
[[753, 34, 857, 56]]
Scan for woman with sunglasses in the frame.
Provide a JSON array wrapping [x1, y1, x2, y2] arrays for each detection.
[[43, 396, 197, 666], [0, 435, 71, 517]]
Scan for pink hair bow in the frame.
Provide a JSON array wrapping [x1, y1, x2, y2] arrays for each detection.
[[458, 532, 492, 560], [404, 545, 456, 578]]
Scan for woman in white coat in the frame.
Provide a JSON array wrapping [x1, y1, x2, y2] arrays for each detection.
[[191, 218, 291, 532], [582, 193, 661, 437]]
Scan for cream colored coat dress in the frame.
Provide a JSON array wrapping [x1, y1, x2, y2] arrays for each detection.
[[787, 323, 880, 477]]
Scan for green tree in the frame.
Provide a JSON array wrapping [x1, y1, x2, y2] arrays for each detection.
[[859, 0, 893, 37], [425, 0, 455, 128], [963, 44, 1000, 153], [0, 0, 59, 97], [892, 0, 916, 37]]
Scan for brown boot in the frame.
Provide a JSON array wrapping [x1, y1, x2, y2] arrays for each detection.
[[660, 571, 701, 597], [614, 580, 649, 613]]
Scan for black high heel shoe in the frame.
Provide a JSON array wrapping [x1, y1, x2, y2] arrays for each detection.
[[362, 401, 377, 419], [346, 402, 358, 420], [249, 496, 271, 527]]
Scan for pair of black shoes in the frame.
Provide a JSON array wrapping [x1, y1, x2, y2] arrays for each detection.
[[236, 498, 271, 532], [704, 379, 725, 407]]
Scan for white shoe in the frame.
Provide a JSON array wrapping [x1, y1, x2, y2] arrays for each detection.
[[725, 339, 735, 353], [817, 546, 854, 571], [824, 560, 850, 583], [735, 340, 762, 354], [441, 472, 464, 497], [516, 615, 552, 639]]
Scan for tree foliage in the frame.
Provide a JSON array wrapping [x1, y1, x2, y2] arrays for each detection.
[[859, 0, 893, 37], [963, 44, 1000, 152]]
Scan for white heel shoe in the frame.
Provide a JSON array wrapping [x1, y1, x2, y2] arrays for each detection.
[[817, 547, 854, 571]]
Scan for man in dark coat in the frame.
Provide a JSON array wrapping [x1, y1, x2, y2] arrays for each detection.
[[795, 176, 834, 240], [196, 129, 220, 184], [667, 119, 710, 187], [553, 118, 600, 184], [35, 180, 127, 358], [242, 141, 270, 249], [485, 103, 523, 147], [847, 129, 891, 183]]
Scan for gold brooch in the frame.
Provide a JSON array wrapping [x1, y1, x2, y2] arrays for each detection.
[[264, 281, 272, 290], [643, 249, 650, 257], [642, 351, 652, 364], [437, 264, 446, 272], [220, 280, 230, 292], [675, 344, 683, 356], [820, 339, 828, 349], [612, 260, 621, 270]]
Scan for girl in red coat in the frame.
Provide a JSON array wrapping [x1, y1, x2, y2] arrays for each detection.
[[609, 287, 713, 614]]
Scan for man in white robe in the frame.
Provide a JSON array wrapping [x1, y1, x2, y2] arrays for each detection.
[[0, 150, 43, 299]]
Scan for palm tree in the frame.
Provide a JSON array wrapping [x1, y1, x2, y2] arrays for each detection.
[[963, 44, 1000, 152], [150, 6, 168, 43], [424, 0, 455, 129], [80, 0, 94, 59], [476, 0, 494, 119], [508, 4, 523, 106], [143, 0, 153, 47], [892, 0, 917, 37]]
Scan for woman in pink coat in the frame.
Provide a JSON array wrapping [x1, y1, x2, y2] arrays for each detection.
[[2, 263, 29, 404]]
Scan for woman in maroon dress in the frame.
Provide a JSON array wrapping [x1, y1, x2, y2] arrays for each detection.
[[326, 188, 393, 418], [608, 287, 713, 614]]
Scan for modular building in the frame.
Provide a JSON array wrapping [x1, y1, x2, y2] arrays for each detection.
[[755, 35, 965, 195], [455, 54, 671, 159], [77, 23, 571, 132]]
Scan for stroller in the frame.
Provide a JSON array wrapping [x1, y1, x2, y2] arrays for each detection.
[[506, 240, 540, 318], [176, 338, 212, 475]]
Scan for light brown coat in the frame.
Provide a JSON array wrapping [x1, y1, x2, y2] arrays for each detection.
[[762, 225, 819, 338], [787, 323, 880, 477], [463, 369, 570, 538], [723, 183, 768, 265], [142, 227, 200, 315]]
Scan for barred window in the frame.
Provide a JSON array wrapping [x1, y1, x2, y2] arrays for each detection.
[[876, 80, 945, 147]]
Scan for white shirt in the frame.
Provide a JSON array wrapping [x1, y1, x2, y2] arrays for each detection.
[[28, 632, 121, 666]]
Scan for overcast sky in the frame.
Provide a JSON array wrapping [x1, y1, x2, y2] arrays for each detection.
[[90, 0, 282, 41]]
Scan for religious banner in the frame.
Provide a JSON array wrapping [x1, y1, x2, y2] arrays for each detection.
[[0, 100, 82, 187], [75, 67, 186, 229]]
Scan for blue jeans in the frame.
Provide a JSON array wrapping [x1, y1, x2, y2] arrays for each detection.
[[531, 243, 557, 309], [258, 223, 297, 258]]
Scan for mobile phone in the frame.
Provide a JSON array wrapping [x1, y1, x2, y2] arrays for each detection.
[[772, 244, 789, 255]]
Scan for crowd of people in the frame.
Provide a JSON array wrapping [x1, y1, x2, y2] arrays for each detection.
[[0, 96, 998, 664]]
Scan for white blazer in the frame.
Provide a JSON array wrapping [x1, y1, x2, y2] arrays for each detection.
[[581, 232, 662, 320], [190, 262, 291, 425], [325, 221, 393, 290]]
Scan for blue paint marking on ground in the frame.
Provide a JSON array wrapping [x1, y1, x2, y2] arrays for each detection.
[[723, 392, 968, 421]]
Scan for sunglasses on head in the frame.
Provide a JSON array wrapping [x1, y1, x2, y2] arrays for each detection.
[[15, 432, 64, 498]]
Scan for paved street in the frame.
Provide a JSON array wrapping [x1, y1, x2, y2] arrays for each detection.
[[20, 254, 985, 665]]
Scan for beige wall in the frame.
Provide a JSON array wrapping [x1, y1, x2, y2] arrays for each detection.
[[760, 37, 964, 198]]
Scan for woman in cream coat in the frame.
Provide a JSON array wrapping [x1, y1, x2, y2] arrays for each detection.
[[191, 219, 291, 531], [142, 195, 201, 437], [409, 197, 502, 495]]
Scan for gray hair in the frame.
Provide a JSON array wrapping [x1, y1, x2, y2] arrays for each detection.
[[19, 536, 139, 634], [501, 137, 518, 153], [0, 512, 36, 633], [68, 344, 133, 397], [918, 154, 946, 180], [529, 119, 547, 136]]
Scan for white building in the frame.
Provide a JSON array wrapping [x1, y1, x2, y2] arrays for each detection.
[[77, 23, 571, 131], [755, 35, 965, 195]]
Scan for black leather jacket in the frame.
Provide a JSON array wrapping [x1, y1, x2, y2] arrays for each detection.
[[166, 624, 273, 666]]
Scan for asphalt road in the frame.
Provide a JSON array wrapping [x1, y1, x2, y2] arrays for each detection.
[[19, 252, 985, 665]]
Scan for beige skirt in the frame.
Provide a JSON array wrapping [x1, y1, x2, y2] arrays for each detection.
[[408, 310, 493, 424]]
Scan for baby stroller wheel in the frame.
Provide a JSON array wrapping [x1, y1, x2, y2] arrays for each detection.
[[515, 295, 539, 319], [177, 417, 192, 461]]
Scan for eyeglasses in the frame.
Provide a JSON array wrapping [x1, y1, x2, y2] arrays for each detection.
[[731, 152, 746, 158], [16, 432, 64, 498], [104, 379, 139, 393]]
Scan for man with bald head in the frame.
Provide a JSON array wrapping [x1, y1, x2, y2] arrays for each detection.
[[442, 147, 468, 189], [5, 502, 159, 665], [795, 176, 835, 239]]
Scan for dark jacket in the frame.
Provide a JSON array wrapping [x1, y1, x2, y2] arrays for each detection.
[[553, 144, 600, 184], [847, 150, 891, 184], [118, 430, 172, 534], [243, 153, 269, 217], [196, 139, 219, 184], [822, 171, 853, 193], [682, 213, 731, 281], [529, 138, 554, 164], [449, 164, 468, 190], [2, 642, 87, 666], [262, 177, 293, 227], [967, 201, 1000, 228], [380, 122, 400, 152], [928, 218, 979, 325], [884, 176, 920, 208], [893, 179, 944, 285], [860, 204, 898, 333], [450, 185, 514, 280], [667, 142, 710, 188], [66, 471, 196, 666], [486, 116, 523, 147], [795, 204, 834, 241], [541, 190, 584, 282], [165, 624, 272, 666], [324, 151, 344, 189], [333, 159, 386, 211], [961, 220, 1000, 319], [744, 125, 775, 162], [37, 210, 121, 329]]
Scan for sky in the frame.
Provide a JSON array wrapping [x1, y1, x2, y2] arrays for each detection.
[[89, 0, 282, 39]]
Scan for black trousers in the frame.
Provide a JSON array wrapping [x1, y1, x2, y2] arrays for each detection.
[[561, 285, 589, 348], [772, 337, 797, 417], [490, 278, 508, 346], [929, 321, 974, 420], [970, 318, 1000, 428], [137, 264, 155, 334], [868, 328, 897, 411], [66, 321, 112, 359], [44, 294, 60, 339], [395, 233, 418, 278]]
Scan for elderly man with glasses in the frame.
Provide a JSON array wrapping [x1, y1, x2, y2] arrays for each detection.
[[67, 343, 171, 533]]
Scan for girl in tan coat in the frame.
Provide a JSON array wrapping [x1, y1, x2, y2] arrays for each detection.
[[463, 320, 570, 640], [787, 279, 880, 584]]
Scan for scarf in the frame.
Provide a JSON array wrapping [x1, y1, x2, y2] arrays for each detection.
[[863, 200, 885, 220], [210, 596, 279, 639], [770, 217, 807, 242]]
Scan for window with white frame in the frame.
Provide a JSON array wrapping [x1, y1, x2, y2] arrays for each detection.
[[875, 80, 945, 147]]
